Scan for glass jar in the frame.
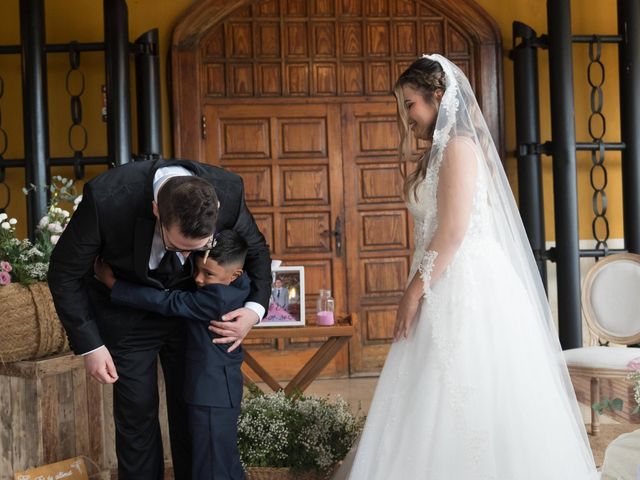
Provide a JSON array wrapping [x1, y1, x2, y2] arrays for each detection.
[[316, 289, 335, 326]]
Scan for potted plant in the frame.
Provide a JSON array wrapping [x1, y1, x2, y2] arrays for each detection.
[[238, 387, 364, 480], [0, 176, 80, 363]]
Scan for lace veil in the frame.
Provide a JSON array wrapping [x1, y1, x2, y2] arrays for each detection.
[[421, 53, 594, 465]]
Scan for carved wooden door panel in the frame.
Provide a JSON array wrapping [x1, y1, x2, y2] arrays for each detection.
[[203, 102, 349, 379], [173, 0, 503, 377], [341, 102, 412, 373]]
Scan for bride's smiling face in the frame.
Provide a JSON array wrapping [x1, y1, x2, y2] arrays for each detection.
[[401, 84, 441, 141]]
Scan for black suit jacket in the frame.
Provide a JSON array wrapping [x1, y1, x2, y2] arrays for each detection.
[[48, 159, 271, 354], [111, 274, 250, 407]]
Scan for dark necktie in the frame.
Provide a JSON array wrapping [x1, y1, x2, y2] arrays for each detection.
[[149, 250, 182, 286]]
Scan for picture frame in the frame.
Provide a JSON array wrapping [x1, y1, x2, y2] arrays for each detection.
[[259, 265, 305, 327]]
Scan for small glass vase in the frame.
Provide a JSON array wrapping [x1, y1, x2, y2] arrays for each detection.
[[316, 289, 335, 326]]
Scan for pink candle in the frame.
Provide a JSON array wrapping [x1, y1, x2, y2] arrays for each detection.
[[316, 310, 335, 326]]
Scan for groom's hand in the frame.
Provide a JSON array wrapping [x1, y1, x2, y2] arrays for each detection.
[[209, 307, 259, 352], [84, 346, 119, 384]]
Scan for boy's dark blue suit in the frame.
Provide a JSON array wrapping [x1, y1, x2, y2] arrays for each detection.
[[48, 159, 271, 480], [111, 274, 249, 408], [111, 274, 250, 480]]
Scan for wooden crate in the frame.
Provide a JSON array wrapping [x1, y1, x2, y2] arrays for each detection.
[[0, 353, 173, 479], [571, 374, 640, 424]]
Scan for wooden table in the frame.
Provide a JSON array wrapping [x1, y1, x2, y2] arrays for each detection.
[[242, 314, 355, 396]]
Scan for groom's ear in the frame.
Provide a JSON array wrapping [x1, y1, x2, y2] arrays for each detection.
[[152, 201, 159, 219]]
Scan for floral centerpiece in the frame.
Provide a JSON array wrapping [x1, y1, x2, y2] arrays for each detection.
[[0, 176, 80, 363], [0, 176, 80, 286], [628, 357, 640, 415], [239, 388, 364, 479]]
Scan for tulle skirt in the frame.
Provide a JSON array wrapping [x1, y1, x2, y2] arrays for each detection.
[[338, 240, 598, 480]]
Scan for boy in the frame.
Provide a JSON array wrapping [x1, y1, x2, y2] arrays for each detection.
[[94, 229, 249, 480]]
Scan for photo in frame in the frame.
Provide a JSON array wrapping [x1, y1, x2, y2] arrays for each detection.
[[259, 266, 305, 327]]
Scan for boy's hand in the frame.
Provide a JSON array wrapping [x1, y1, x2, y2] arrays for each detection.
[[94, 257, 116, 289]]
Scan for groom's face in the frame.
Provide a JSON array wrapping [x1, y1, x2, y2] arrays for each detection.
[[162, 223, 213, 258], [152, 200, 214, 257]]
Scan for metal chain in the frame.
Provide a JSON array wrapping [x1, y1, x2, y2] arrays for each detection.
[[587, 37, 609, 254], [66, 41, 87, 179], [0, 74, 9, 211]]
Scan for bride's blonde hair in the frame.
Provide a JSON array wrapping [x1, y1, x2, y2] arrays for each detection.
[[394, 58, 446, 200]]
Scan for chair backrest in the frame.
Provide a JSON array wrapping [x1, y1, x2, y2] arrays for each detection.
[[582, 253, 640, 345]]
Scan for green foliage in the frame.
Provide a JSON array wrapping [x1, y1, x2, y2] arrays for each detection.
[[591, 371, 640, 418], [592, 396, 624, 416], [238, 390, 364, 473]]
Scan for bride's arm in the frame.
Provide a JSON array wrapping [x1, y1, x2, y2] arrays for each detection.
[[394, 138, 478, 340]]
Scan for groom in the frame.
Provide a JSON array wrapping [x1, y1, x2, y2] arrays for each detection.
[[48, 159, 271, 479]]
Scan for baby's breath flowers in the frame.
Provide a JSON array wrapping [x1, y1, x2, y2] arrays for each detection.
[[238, 389, 363, 473]]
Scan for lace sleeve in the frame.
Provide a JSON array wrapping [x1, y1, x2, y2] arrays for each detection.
[[417, 250, 438, 297]]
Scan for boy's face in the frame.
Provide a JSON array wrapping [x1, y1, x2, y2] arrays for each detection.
[[194, 255, 242, 287]]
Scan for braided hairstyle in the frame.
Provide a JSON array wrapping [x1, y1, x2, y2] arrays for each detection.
[[393, 57, 446, 200]]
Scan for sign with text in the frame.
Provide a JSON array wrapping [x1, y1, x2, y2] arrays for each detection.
[[14, 456, 88, 480]]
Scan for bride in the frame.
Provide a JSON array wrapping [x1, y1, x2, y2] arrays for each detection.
[[335, 55, 598, 479]]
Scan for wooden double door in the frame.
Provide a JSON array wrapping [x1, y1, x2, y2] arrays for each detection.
[[204, 100, 413, 375]]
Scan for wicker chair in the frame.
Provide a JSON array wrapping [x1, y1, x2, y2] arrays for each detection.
[[563, 253, 640, 435]]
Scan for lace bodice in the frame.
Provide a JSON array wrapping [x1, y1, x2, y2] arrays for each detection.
[[406, 139, 492, 280]]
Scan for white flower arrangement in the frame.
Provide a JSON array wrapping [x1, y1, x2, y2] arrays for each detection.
[[628, 357, 640, 415], [0, 176, 79, 285], [238, 389, 364, 473]]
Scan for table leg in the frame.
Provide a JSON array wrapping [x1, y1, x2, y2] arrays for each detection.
[[284, 336, 350, 396], [242, 349, 283, 392]]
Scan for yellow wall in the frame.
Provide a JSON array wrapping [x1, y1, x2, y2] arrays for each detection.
[[0, 0, 625, 242], [478, 0, 623, 242], [0, 0, 192, 237]]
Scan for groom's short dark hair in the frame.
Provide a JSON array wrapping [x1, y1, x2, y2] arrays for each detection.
[[157, 176, 218, 239]]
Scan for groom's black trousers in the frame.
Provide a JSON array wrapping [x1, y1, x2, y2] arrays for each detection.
[[109, 314, 191, 480]]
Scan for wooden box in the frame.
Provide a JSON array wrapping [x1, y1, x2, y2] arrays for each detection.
[[0, 353, 174, 479]]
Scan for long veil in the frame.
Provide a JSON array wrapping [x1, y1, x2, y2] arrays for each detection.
[[334, 54, 596, 478], [421, 53, 595, 467]]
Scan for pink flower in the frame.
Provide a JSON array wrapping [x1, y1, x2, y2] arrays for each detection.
[[628, 356, 640, 371], [0, 271, 11, 286], [0, 261, 12, 273]]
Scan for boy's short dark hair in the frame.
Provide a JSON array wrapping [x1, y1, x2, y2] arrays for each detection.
[[157, 176, 218, 239], [201, 230, 248, 267]]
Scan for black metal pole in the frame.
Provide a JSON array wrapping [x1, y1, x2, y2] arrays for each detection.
[[547, 0, 582, 349], [618, 0, 640, 254], [104, 0, 132, 166], [134, 29, 162, 160], [20, 0, 50, 240], [512, 21, 548, 290]]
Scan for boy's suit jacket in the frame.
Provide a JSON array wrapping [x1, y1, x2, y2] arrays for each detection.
[[110, 273, 250, 408], [48, 159, 271, 354]]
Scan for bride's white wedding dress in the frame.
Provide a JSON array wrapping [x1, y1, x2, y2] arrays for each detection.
[[337, 54, 598, 480]]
